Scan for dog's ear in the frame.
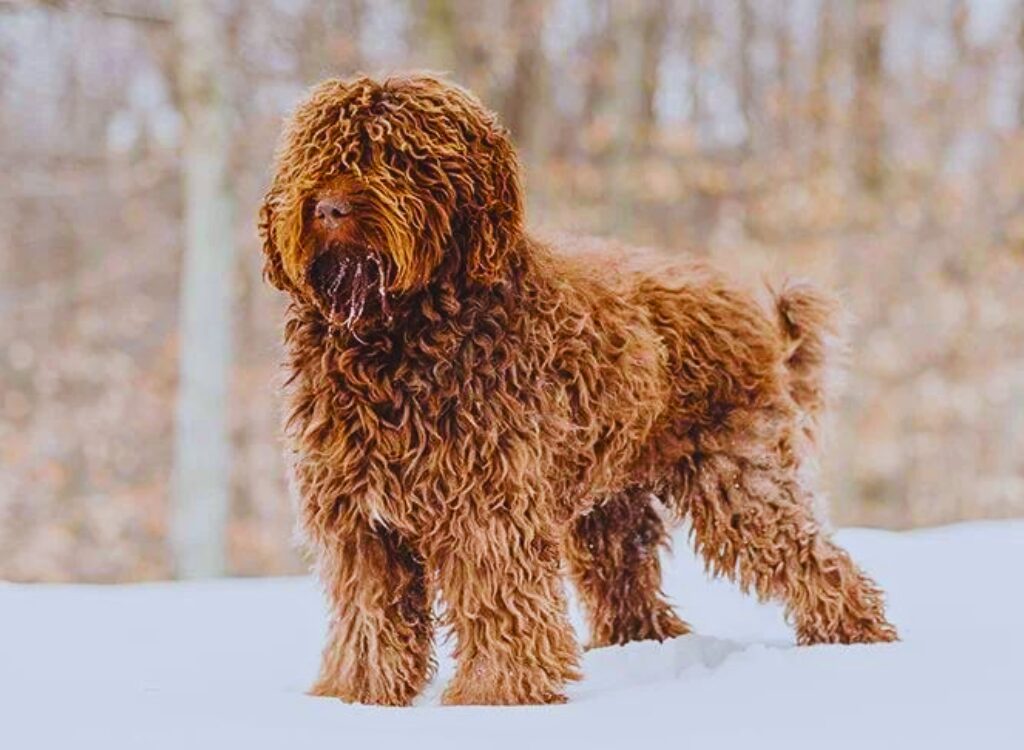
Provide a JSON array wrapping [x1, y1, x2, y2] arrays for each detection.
[[460, 127, 525, 286], [258, 191, 290, 291]]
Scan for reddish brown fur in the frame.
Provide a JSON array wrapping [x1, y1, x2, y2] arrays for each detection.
[[259, 73, 897, 707]]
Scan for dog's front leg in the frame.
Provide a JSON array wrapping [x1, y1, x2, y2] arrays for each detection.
[[434, 509, 581, 705], [310, 510, 434, 706]]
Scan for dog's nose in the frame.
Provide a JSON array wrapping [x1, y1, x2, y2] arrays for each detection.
[[314, 196, 352, 226]]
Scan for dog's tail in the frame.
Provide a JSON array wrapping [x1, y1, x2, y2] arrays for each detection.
[[771, 280, 845, 434]]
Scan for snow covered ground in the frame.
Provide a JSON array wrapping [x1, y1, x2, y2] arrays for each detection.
[[3, 521, 1022, 749]]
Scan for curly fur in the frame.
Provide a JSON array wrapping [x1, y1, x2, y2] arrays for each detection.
[[259, 73, 897, 707]]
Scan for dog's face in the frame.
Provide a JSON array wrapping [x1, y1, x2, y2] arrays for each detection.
[[259, 74, 524, 329]]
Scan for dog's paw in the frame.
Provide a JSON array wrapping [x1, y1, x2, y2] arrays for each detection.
[[441, 681, 568, 706], [587, 607, 692, 650], [441, 661, 576, 706], [310, 678, 418, 707], [797, 617, 899, 646]]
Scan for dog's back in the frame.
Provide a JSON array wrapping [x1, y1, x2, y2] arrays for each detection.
[[545, 234, 839, 438]]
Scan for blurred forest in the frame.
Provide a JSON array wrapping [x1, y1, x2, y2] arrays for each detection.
[[1, 0, 1022, 582]]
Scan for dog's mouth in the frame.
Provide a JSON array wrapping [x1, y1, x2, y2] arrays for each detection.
[[307, 244, 393, 336]]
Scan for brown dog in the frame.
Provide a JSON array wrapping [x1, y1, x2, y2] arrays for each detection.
[[258, 73, 896, 707]]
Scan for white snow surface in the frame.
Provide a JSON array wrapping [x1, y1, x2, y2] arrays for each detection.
[[3, 521, 1022, 749]]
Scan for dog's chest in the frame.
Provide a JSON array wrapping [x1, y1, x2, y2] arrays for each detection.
[[324, 373, 455, 521], [366, 391, 435, 461]]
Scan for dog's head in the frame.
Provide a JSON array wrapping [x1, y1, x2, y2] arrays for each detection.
[[258, 73, 524, 329]]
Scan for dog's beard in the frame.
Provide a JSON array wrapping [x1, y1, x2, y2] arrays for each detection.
[[307, 245, 393, 338]]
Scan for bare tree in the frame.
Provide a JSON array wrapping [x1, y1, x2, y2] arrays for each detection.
[[853, 0, 886, 194], [810, 0, 837, 165], [633, 0, 669, 155], [171, 0, 235, 578], [608, 0, 666, 231], [737, 0, 757, 152], [502, 0, 548, 158], [773, 0, 793, 149], [1018, 4, 1024, 126], [580, 0, 618, 149], [419, 0, 459, 73], [607, 1, 640, 231], [682, 0, 712, 142]]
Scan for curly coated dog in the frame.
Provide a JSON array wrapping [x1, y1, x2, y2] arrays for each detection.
[[258, 73, 897, 706]]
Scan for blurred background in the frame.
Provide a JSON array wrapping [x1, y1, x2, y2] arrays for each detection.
[[1, 0, 1022, 582]]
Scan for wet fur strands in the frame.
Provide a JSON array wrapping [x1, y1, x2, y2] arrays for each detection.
[[259, 73, 897, 707]]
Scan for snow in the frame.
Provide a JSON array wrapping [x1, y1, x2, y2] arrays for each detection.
[[3, 521, 1022, 749]]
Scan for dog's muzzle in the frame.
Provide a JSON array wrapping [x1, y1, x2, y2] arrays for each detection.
[[307, 246, 392, 334]]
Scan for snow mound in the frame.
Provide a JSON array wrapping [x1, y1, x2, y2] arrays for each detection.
[[3, 522, 1022, 749]]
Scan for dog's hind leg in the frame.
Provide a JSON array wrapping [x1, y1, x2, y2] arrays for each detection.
[[310, 512, 434, 706], [565, 488, 690, 648], [679, 424, 898, 645]]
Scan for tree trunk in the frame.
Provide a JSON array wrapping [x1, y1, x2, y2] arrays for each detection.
[[853, 0, 886, 194], [1018, 5, 1024, 126], [608, 0, 665, 233], [580, 0, 617, 154], [773, 0, 793, 150], [737, 0, 756, 152], [611, 2, 639, 231], [420, 0, 459, 75], [633, 0, 669, 156], [810, 0, 837, 166], [171, 0, 235, 578], [502, 0, 548, 157], [685, 0, 709, 141]]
